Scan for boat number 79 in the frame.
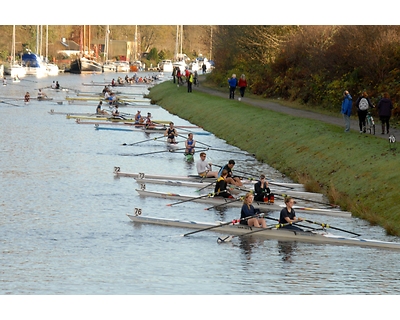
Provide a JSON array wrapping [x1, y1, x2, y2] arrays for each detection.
[[134, 208, 142, 216], [138, 172, 145, 179]]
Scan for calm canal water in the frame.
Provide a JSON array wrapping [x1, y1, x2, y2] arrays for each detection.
[[0, 72, 398, 317]]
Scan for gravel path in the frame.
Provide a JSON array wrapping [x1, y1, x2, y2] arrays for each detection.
[[195, 84, 398, 140]]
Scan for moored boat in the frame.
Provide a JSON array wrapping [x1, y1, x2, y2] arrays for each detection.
[[135, 189, 352, 218], [127, 215, 400, 251], [22, 51, 47, 77], [70, 57, 102, 74]]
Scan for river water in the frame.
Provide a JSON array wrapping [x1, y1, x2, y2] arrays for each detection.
[[0, 72, 398, 316]]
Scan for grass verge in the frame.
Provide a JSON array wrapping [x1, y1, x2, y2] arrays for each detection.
[[148, 81, 400, 236]]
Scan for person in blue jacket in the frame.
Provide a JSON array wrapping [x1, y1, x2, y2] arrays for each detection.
[[341, 90, 353, 132], [228, 74, 237, 99]]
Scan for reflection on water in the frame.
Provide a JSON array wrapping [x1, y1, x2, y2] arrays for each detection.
[[277, 241, 298, 262]]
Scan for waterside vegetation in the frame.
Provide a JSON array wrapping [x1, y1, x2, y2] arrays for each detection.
[[148, 81, 400, 236]]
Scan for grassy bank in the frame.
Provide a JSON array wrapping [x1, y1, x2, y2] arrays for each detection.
[[148, 81, 400, 236]]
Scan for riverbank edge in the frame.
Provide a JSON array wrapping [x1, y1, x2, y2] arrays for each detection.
[[147, 80, 400, 236]]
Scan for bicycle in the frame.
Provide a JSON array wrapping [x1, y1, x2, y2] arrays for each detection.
[[365, 111, 375, 135]]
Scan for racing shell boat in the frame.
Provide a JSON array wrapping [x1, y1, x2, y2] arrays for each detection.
[[133, 177, 325, 202], [113, 168, 304, 190], [127, 214, 400, 251], [135, 189, 352, 218]]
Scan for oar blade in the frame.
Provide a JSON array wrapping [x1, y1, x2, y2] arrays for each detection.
[[217, 236, 233, 243]]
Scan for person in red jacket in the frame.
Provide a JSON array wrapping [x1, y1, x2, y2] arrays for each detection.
[[238, 74, 247, 101]]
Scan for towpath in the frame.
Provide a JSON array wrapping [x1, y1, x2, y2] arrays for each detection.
[[195, 84, 399, 140]]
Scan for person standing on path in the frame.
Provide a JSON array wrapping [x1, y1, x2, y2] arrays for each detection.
[[341, 90, 353, 132], [377, 92, 393, 134], [355, 91, 374, 133], [187, 71, 193, 93], [228, 74, 237, 99], [238, 74, 247, 101]]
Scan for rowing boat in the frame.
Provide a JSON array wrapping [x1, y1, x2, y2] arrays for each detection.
[[135, 189, 352, 218], [66, 115, 170, 124], [93, 125, 212, 135], [127, 215, 400, 251], [82, 82, 151, 87], [133, 177, 325, 201], [113, 168, 304, 189], [65, 97, 151, 104]]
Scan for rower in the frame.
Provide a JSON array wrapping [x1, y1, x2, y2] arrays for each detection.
[[196, 152, 218, 178], [279, 196, 304, 231], [37, 89, 47, 101], [111, 105, 120, 117], [55, 81, 60, 89], [96, 101, 108, 115], [164, 122, 178, 144], [134, 110, 142, 124], [51, 81, 56, 89], [217, 160, 243, 186], [144, 112, 155, 129], [254, 174, 274, 203], [214, 169, 234, 198], [240, 193, 267, 228], [184, 133, 196, 155], [24, 92, 30, 103]]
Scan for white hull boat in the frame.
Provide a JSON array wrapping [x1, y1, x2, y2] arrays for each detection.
[[113, 168, 305, 190], [135, 189, 352, 218], [127, 215, 400, 251], [134, 177, 325, 202]]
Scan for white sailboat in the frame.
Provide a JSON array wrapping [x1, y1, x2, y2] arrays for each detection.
[[102, 25, 117, 72], [44, 25, 59, 76], [4, 25, 26, 79], [172, 25, 188, 72]]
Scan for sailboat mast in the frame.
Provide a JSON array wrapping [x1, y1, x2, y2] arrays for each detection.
[[134, 25, 138, 61], [180, 25, 183, 57], [46, 25, 49, 62], [174, 25, 179, 61], [12, 25, 16, 65]]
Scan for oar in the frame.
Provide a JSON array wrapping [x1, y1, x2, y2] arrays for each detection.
[[122, 135, 165, 146], [207, 148, 255, 156], [182, 213, 262, 237], [177, 134, 212, 148], [278, 193, 338, 208], [213, 164, 295, 190], [217, 221, 295, 243], [303, 219, 361, 237], [204, 196, 244, 210], [196, 181, 216, 192], [132, 147, 187, 156], [0, 100, 21, 107], [166, 190, 227, 206], [264, 216, 316, 231]]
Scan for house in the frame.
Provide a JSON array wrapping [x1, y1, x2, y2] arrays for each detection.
[[56, 38, 80, 57]]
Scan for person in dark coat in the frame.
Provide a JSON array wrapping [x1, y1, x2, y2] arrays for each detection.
[[355, 91, 374, 133], [377, 92, 393, 134]]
